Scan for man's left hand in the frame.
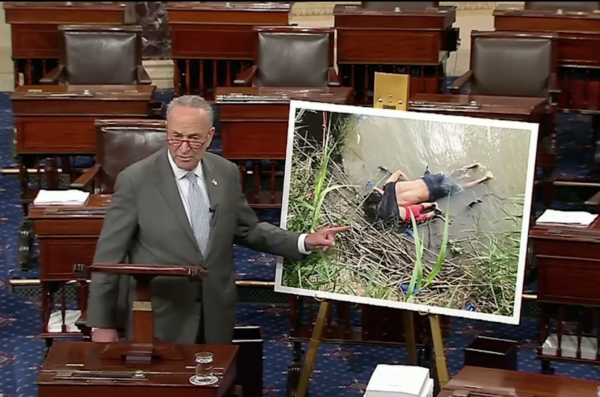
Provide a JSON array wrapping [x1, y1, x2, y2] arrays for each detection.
[[304, 226, 350, 252]]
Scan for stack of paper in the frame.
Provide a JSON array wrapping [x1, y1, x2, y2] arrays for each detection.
[[364, 365, 434, 397], [542, 333, 598, 361], [33, 189, 90, 206], [536, 209, 598, 226]]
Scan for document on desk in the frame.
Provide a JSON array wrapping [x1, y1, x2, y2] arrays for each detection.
[[364, 365, 433, 397], [33, 189, 90, 206], [536, 209, 598, 226]]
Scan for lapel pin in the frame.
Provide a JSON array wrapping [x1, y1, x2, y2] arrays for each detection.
[[212, 179, 218, 186]]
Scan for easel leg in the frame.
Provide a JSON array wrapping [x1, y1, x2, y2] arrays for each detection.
[[403, 311, 418, 365], [429, 315, 449, 386], [296, 300, 330, 397]]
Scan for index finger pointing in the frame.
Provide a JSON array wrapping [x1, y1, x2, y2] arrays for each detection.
[[327, 226, 350, 233]]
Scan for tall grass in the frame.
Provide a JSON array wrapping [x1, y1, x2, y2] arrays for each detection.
[[283, 110, 354, 290], [406, 200, 451, 303], [463, 195, 524, 316]]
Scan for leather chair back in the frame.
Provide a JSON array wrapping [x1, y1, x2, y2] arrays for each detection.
[[469, 31, 556, 97], [95, 119, 167, 193], [59, 25, 144, 85], [254, 26, 334, 87]]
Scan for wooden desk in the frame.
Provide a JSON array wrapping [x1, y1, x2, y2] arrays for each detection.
[[29, 194, 110, 339], [215, 87, 353, 208], [530, 218, 600, 372], [38, 342, 238, 397], [440, 366, 598, 396], [3, 2, 135, 86], [167, 2, 291, 98], [409, 93, 547, 121], [12, 85, 155, 154], [334, 4, 459, 104], [493, 4, 600, 113], [12, 84, 155, 270]]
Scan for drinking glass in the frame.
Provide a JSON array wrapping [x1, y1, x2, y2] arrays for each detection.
[[195, 352, 214, 383]]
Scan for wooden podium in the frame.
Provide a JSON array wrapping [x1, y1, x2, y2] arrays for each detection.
[[37, 263, 239, 397]]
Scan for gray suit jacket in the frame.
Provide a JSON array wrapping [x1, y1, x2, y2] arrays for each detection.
[[86, 149, 303, 344]]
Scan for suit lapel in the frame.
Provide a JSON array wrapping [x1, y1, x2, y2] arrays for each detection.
[[202, 154, 225, 251], [201, 154, 220, 214], [153, 149, 203, 261]]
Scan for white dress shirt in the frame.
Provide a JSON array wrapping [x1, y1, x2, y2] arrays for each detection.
[[167, 152, 309, 254]]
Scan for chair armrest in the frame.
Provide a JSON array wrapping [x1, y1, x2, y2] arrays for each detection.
[[137, 65, 152, 85], [448, 70, 472, 94], [40, 65, 65, 84], [70, 164, 100, 190], [234, 66, 257, 86], [149, 100, 165, 119], [585, 190, 600, 212], [548, 72, 560, 106], [327, 67, 341, 87]]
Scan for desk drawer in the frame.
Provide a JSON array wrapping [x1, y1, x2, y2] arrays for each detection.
[[15, 116, 95, 154], [218, 104, 289, 121], [39, 239, 97, 280], [537, 254, 600, 305], [221, 121, 287, 159], [10, 24, 59, 59], [33, 219, 103, 236], [532, 238, 600, 261]]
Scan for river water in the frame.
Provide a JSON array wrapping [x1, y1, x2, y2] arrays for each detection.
[[337, 112, 536, 314]]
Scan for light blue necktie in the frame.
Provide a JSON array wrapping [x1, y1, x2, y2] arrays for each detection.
[[184, 172, 211, 255]]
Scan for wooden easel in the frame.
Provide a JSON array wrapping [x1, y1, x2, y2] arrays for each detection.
[[295, 73, 449, 397]]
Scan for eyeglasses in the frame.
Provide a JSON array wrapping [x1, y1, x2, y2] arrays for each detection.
[[167, 137, 208, 149]]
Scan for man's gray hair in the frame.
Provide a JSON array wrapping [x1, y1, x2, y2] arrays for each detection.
[[166, 95, 214, 126]]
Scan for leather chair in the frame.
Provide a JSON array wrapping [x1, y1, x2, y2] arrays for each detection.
[[449, 31, 560, 208], [234, 26, 339, 87], [361, 2, 439, 9], [525, 2, 600, 11], [40, 25, 152, 85], [70, 119, 166, 193], [449, 31, 559, 100]]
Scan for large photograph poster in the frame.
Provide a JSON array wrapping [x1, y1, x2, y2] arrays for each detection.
[[275, 100, 539, 324]]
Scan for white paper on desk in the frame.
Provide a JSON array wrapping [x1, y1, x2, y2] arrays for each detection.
[[364, 365, 430, 397], [33, 189, 90, 206], [536, 209, 598, 226]]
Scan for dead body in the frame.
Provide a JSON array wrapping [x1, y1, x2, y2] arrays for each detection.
[[363, 163, 493, 224]]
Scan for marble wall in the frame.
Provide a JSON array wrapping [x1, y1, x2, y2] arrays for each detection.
[[136, 1, 172, 59]]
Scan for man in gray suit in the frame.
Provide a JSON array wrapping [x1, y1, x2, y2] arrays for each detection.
[[88, 95, 348, 344]]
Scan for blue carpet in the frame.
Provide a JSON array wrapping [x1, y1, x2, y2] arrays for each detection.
[[1, 84, 600, 396]]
